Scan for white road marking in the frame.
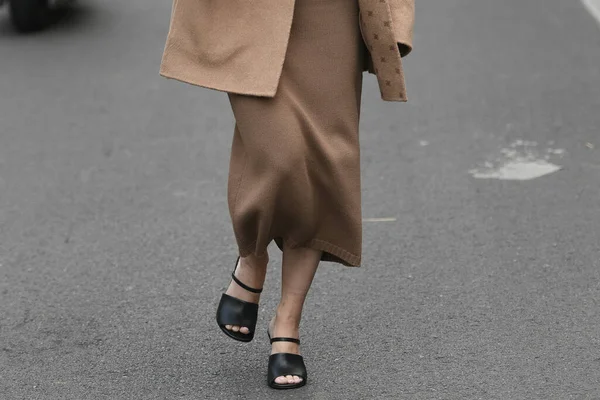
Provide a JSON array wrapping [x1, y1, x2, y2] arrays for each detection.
[[582, 0, 600, 26], [470, 139, 564, 181], [470, 160, 561, 181], [363, 217, 397, 222]]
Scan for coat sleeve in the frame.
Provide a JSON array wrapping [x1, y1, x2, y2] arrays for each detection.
[[390, 0, 414, 57]]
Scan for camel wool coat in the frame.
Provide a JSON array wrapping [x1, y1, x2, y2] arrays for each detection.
[[160, 0, 414, 101]]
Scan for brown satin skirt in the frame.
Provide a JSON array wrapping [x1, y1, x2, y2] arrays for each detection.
[[226, 0, 365, 266]]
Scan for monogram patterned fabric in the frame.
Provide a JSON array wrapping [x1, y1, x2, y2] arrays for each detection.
[[358, 0, 408, 101]]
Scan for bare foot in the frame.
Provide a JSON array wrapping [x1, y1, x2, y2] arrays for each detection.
[[224, 254, 268, 335], [269, 316, 303, 385]]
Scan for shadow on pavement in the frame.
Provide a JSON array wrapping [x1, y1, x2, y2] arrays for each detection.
[[0, 2, 97, 37]]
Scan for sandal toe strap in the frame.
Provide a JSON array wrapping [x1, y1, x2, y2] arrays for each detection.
[[216, 293, 259, 330], [267, 353, 307, 383]]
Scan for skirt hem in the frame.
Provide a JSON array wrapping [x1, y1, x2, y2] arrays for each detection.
[[237, 236, 361, 268]]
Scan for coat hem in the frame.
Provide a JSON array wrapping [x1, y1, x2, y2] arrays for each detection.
[[159, 69, 277, 98]]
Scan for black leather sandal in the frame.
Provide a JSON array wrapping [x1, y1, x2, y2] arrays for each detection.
[[267, 334, 307, 390], [215, 257, 263, 342]]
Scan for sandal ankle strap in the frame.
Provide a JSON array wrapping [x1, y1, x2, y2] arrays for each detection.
[[231, 257, 263, 294], [270, 337, 300, 345]]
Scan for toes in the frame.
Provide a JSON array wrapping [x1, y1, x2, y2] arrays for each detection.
[[274, 375, 302, 385], [224, 325, 251, 335]]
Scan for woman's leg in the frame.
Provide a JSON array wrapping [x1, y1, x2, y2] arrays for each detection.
[[224, 253, 269, 334], [269, 241, 322, 385]]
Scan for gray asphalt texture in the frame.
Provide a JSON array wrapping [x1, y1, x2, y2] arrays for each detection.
[[1, 0, 600, 399]]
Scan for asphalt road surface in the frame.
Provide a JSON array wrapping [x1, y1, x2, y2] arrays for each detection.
[[1, 0, 600, 399]]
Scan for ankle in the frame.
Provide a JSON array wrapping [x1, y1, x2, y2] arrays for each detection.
[[233, 255, 267, 284], [239, 253, 269, 272], [273, 310, 301, 331]]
